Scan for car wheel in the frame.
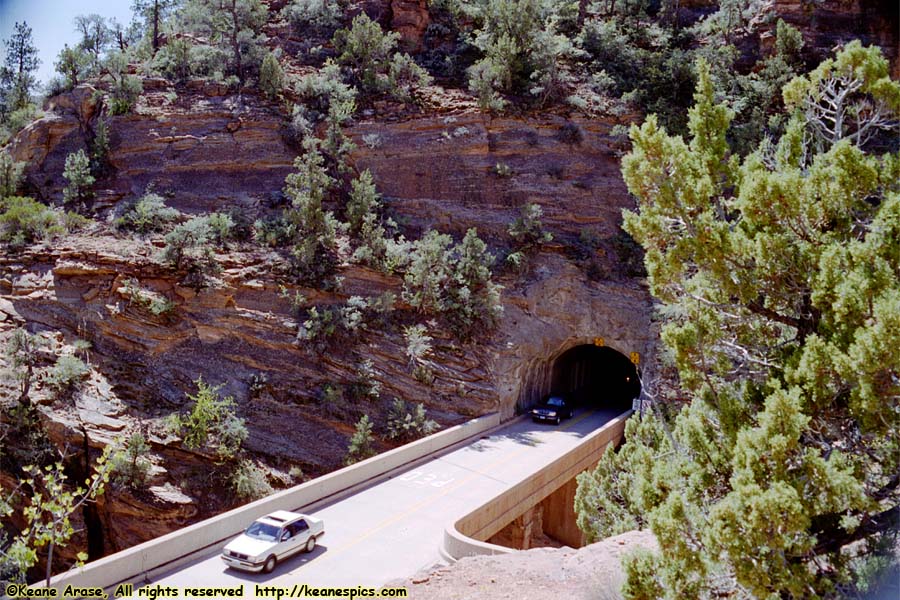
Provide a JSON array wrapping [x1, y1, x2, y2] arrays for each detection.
[[262, 555, 277, 574], [306, 536, 316, 553], [554, 416, 561, 425], [568, 410, 574, 419]]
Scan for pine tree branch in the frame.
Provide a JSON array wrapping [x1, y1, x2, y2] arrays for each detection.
[[811, 504, 900, 556]]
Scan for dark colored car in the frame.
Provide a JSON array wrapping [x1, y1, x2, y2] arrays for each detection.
[[530, 394, 574, 425]]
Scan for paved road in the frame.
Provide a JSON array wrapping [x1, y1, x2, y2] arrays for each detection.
[[150, 409, 619, 591]]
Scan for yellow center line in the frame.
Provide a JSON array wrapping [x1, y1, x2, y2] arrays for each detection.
[[289, 411, 595, 574]]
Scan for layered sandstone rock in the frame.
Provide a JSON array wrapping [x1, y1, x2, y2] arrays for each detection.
[[392, 0, 430, 52], [772, 0, 899, 76]]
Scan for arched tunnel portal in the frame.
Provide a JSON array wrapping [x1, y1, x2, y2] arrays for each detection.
[[551, 345, 640, 412], [517, 343, 641, 415]]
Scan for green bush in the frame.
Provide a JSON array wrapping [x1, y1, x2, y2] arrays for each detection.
[[281, 140, 341, 285], [0, 196, 64, 246], [387, 52, 432, 103], [116, 192, 181, 235], [89, 119, 111, 178], [386, 398, 438, 442], [282, 0, 343, 36], [110, 432, 152, 489], [348, 358, 381, 402], [344, 414, 376, 465], [122, 278, 176, 316], [577, 14, 695, 132], [403, 323, 434, 384], [180, 0, 268, 83], [5, 328, 43, 404], [258, 52, 284, 100], [151, 37, 193, 83], [333, 14, 429, 102], [403, 228, 503, 339], [105, 52, 144, 115], [292, 61, 357, 126], [62, 149, 95, 207], [466, 0, 576, 110], [206, 212, 235, 246], [230, 459, 273, 501], [54, 44, 89, 91], [296, 295, 391, 347], [45, 354, 90, 393], [346, 169, 381, 236], [0, 150, 25, 197], [252, 215, 293, 247], [494, 162, 512, 177], [162, 216, 222, 286], [508, 202, 552, 250], [334, 13, 399, 94], [170, 377, 247, 460]]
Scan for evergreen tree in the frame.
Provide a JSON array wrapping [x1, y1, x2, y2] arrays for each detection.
[[258, 51, 284, 99], [344, 415, 376, 465], [575, 48, 900, 598], [132, 0, 181, 54], [62, 149, 95, 207], [55, 44, 90, 90], [1, 22, 40, 115], [0, 150, 24, 198], [74, 14, 110, 76], [282, 138, 340, 284], [182, 0, 268, 83]]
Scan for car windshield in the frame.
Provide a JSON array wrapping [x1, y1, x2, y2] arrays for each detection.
[[245, 521, 280, 541], [547, 396, 564, 407]]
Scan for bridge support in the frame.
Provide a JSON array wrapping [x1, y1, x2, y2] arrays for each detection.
[[443, 411, 630, 560]]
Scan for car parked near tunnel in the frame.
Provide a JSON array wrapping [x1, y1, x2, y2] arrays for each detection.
[[530, 394, 574, 425], [221, 510, 324, 573]]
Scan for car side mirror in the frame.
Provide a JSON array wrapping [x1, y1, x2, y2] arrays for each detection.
[[281, 532, 290, 541]]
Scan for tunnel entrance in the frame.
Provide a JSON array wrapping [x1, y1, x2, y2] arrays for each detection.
[[550, 345, 640, 412]]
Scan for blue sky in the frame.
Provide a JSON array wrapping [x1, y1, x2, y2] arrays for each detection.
[[0, 0, 135, 85]]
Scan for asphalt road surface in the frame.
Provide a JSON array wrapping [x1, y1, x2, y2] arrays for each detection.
[[150, 408, 620, 591]]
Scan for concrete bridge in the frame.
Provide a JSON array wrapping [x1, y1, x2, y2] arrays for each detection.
[[41, 408, 630, 594]]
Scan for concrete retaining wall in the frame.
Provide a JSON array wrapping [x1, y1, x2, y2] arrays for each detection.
[[442, 411, 630, 561], [42, 412, 503, 592]]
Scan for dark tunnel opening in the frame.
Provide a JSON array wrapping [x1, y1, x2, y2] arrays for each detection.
[[550, 345, 640, 412]]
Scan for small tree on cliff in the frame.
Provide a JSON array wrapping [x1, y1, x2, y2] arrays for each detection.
[[282, 138, 341, 285], [258, 51, 284, 100], [62, 149, 95, 208], [169, 377, 247, 460], [575, 48, 900, 598]]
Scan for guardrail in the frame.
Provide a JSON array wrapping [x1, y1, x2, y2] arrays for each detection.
[[442, 410, 630, 561], [40, 412, 503, 592]]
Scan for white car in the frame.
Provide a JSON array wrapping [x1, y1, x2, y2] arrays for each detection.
[[221, 510, 325, 573]]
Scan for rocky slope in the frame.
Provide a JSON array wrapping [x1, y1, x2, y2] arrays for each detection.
[[2, 0, 896, 579], [1, 72, 654, 562], [394, 530, 658, 600]]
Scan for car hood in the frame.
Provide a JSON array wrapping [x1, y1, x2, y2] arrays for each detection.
[[224, 535, 277, 558]]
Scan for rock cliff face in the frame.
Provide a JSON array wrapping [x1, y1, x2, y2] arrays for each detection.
[[7, 0, 890, 573], [1, 77, 652, 558], [773, 0, 899, 76], [391, 0, 430, 52], [677, 0, 899, 75]]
